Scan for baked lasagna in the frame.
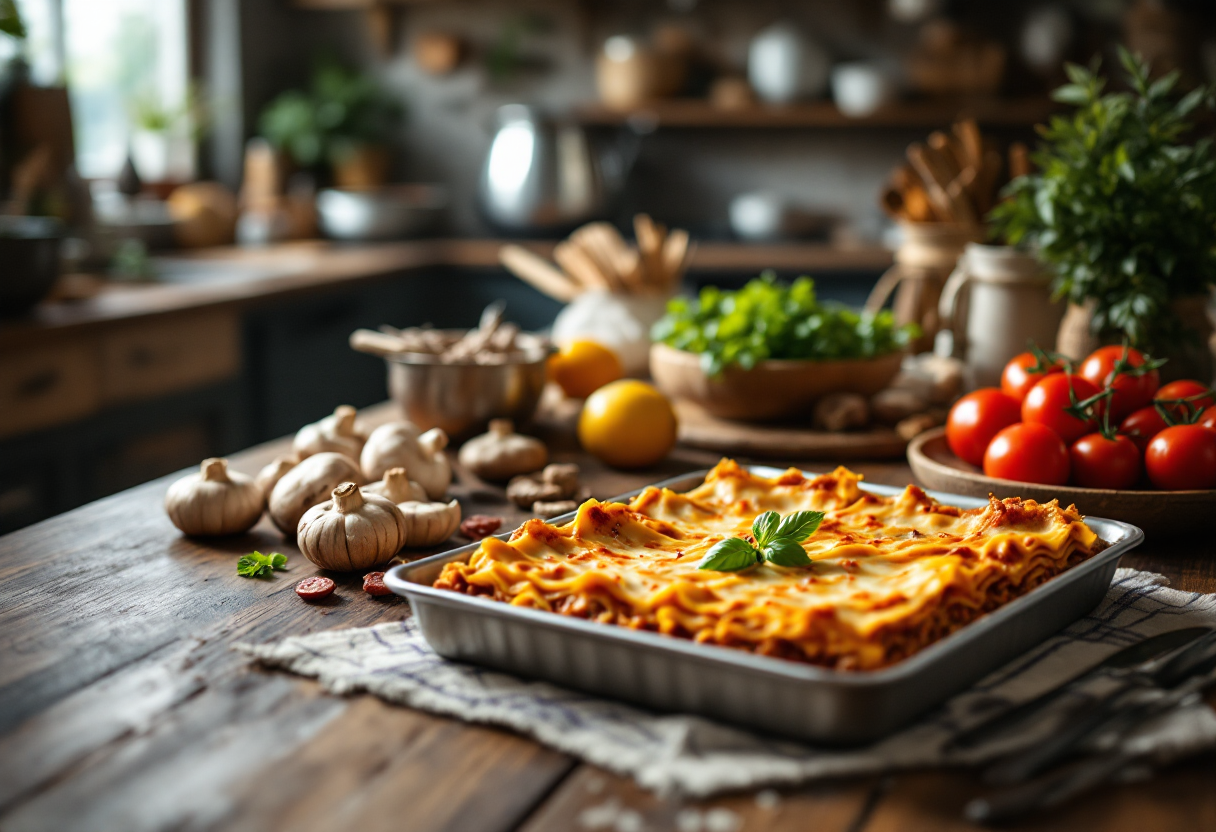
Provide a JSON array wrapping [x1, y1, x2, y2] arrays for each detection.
[[434, 460, 1104, 670]]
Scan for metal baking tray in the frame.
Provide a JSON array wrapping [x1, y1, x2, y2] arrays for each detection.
[[384, 466, 1144, 745]]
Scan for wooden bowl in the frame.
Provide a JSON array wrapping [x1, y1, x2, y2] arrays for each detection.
[[650, 342, 903, 422], [907, 427, 1216, 535]]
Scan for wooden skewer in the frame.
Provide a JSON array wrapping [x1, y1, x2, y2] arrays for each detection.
[[553, 241, 612, 291], [660, 229, 690, 288], [350, 328, 408, 357], [633, 214, 666, 286], [908, 143, 975, 225], [499, 244, 581, 302]]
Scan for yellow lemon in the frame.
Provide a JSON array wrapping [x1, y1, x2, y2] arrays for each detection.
[[548, 339, 624, 399], [578, 380, 677, 468]]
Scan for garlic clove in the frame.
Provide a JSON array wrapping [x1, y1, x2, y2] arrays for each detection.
[[165, 457, 264, 537]]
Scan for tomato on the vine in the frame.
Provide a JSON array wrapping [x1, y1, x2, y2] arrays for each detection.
[[1199, 406, 1216, 431], [1001, 351, 1063, 401], [946, 388, 1022, 467], [1119, 406, 1170, 454], [983, 423, 1070, 485], [1069, 433, 1142, 489], [1021, 374, 1100, 444], [1155, 380, 1215, 420], [1077, 346, 1159, 421], [1145, 425, 1216, 490]]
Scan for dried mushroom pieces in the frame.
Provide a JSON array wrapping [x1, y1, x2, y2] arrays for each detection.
[[361, 422, 451, 500], [165, 458, 265, 536], [458, 419, 548, 481], [349, 303, 547, 366], [363, 467, 427, 505], [297, 482, 407, 572], [506, 462, 583, 509], [268, 452, 364, 535], [532, 499, 578, 518], [293, 405, 366, 461], [813, 393, 869, 432]]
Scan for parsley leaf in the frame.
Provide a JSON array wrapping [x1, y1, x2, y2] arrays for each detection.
[[699, 537, 761, 572], [237, 551, 288, 579], [763, 538, 813, 568]]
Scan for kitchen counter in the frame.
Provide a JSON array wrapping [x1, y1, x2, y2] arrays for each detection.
[[0, 402, 1211, 832], [0, 239, 893, 349]]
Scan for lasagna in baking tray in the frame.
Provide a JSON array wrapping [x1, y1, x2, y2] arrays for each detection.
[[434, 460, 1105, 670]]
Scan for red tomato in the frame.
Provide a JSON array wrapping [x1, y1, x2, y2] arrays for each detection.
[[1069, 433, 1142, 489], [1199, 406, 1216, 431], [295, 576, 336, 601], [946, 388, 1023, 467], [1155, 380, 1216, 420], [984, 423, 1071, 485], [1021, 374, 1100, 444], [1077, 346, 1159, 420], [1119, 406, 1170, 454], [1001, 351, 1064, 401], [1145, 425, 1216, 490]]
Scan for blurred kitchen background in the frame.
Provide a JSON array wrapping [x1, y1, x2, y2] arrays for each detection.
[[1, 0, 1214, 532]]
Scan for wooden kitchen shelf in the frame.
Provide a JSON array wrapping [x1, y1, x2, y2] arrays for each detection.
[[573, 96, 1060, 130]]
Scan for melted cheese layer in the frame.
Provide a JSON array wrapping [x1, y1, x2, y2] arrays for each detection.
[[434, 460, 1104, 670]]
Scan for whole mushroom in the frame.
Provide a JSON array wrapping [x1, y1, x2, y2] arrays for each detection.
[[165, 458, 264, 536], [293, 405, 366, 461], [297, 482, 407, 571], [255, 454, 298, 499], [457, 419, 548, 481], [363, 467, 427, 505], [268, 451, 363, 535], [360, 422, 451, 500]]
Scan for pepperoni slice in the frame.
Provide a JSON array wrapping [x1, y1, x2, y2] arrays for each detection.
[[460, 514, 504, 540], [363, 571, 392, 597], [295, 576, 335, 600]]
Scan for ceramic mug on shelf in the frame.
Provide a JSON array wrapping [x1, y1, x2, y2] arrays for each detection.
[[936, 243, 1065, 389]]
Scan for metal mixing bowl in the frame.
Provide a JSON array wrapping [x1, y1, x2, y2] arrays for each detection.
[[317, 184, 447, 241], [385, 332, 551, 438]]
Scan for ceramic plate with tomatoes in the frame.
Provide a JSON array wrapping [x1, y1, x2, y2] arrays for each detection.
[[909, 345, 1216, 534]]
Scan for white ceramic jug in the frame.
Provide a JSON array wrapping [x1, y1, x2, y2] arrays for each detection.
[[937, 243, 1064, 389]]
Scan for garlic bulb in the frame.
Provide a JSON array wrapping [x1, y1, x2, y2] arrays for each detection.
[[165, 458, 264, 536], [457, 419, 548, 481], [363, 467, 427, 504], [399, 499, 461, 547], [293, 405, 366, 461], [268, 451, 363, 535], [297, 482, 407, 571], [360, 422, 451, 500], [255, 454, 298, 499]]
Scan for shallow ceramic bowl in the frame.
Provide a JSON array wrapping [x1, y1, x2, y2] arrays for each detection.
[[907, 427, 1216, 535], [649, 342, 903, 422]]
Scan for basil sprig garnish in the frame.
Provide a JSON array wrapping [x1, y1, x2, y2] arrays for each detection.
[[698, 510, 824, 572]]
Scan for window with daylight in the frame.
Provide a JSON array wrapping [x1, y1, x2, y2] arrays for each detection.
[[11, 0, 191, 180]]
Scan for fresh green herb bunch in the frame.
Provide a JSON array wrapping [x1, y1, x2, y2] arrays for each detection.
[[698, 509, 824, 572], [990, 48, 1216, 347], [652, 273, 917, 376]]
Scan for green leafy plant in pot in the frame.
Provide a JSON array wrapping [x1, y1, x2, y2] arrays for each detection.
[[990, 48, 1216, 381], [258, 59, 403, 188]]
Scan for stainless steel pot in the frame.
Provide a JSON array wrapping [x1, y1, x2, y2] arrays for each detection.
[[384, 332, 551, 438], [479, 104, 621, 232]]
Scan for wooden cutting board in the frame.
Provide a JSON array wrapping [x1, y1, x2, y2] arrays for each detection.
[[673, 400, 909, 460]]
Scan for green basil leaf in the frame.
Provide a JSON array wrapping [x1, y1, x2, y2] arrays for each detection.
[[774, 510, 825, 543], [763, 538, 812, 568], [751, 511, 780, 548], [237, 555, 270, 578], [698, 538, 760, 572], [269, 552, 288, 570]]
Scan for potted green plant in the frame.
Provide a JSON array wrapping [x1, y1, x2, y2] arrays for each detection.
[[258, 59, 403, 189], [991, 49, 1216, 380]]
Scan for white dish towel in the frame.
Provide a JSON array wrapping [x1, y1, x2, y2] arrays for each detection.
[[238, 568, 1216, 797]]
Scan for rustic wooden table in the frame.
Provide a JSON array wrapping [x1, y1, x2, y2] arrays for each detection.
[[1, 404, 1213, 832]]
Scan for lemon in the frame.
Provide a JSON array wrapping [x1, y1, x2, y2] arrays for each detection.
[[578, 380, 677, 468], [548, 339, 624, 399]]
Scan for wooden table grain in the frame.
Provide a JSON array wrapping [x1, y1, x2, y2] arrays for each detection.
[[1, 405, 1213, 832]]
